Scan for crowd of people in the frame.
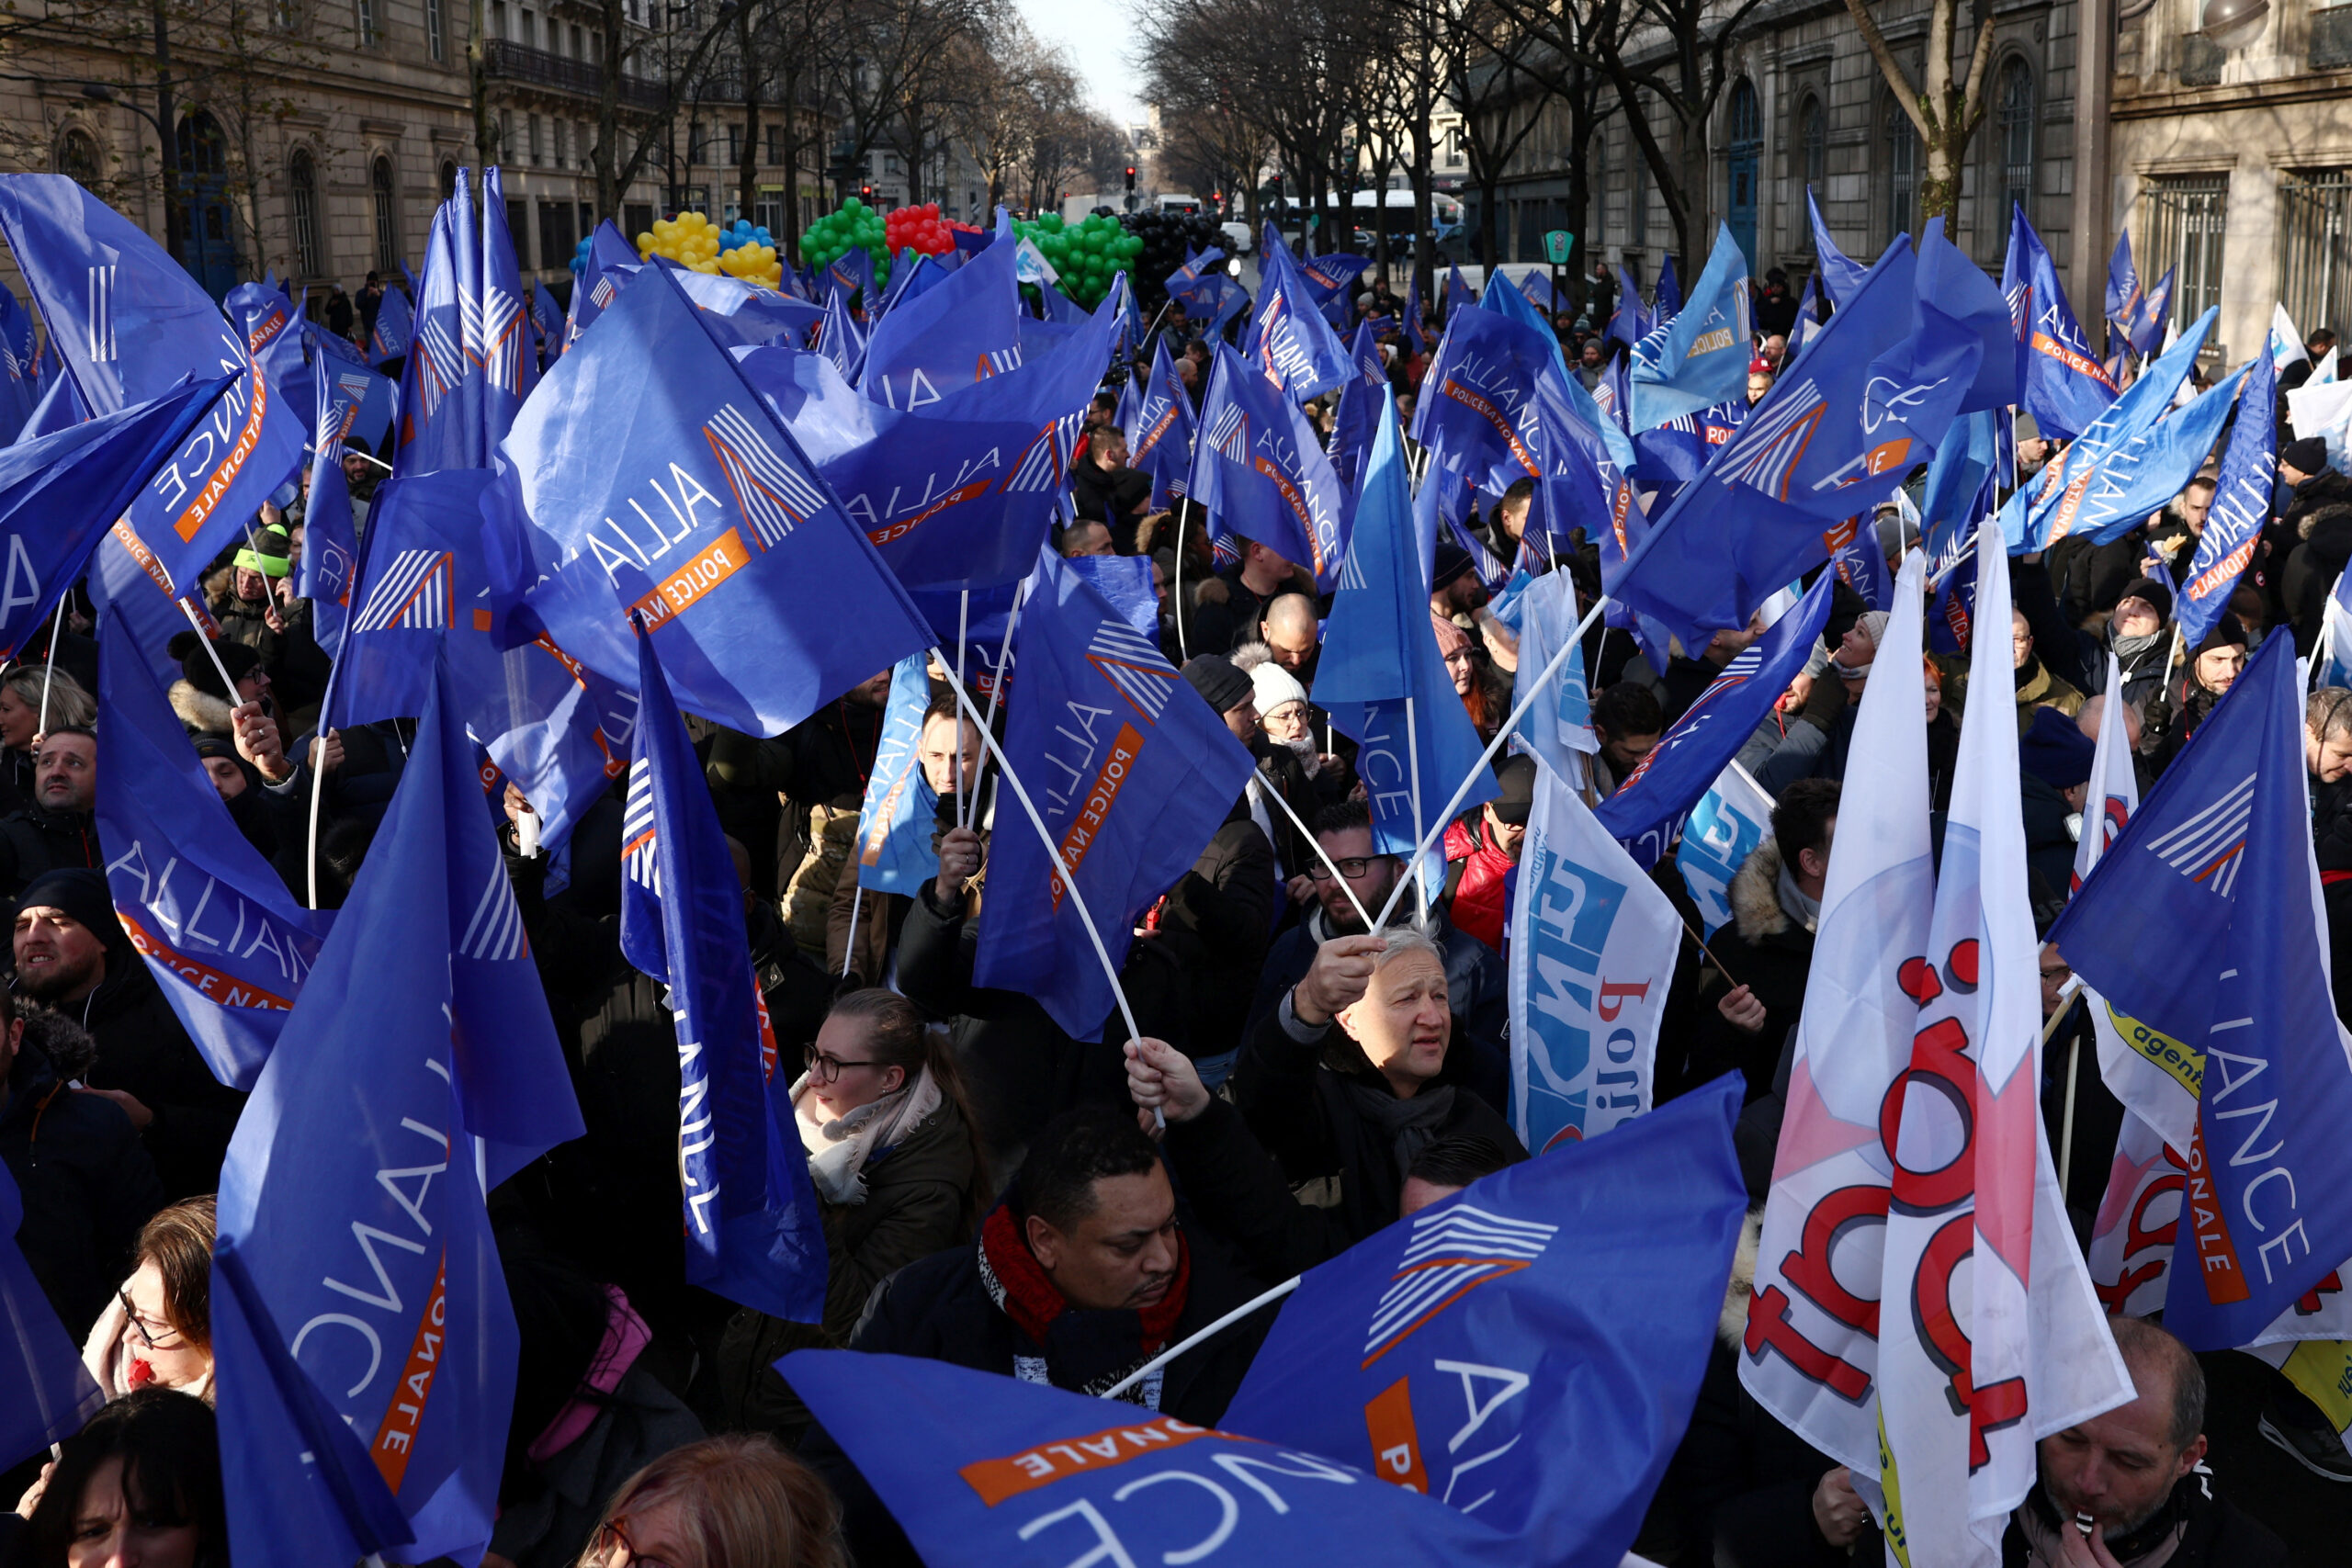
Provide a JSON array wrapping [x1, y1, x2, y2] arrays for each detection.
[[0, 234, 2346, 1568]]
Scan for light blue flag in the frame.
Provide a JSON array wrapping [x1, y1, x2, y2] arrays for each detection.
[[2010, 205, 2118, 440], [817, 283, 865, 378], [852, 652, 942, 897], [477, 167, 537, 446], [1329, 320, 1388, 491], [1679, 760, 1775, 938], [1507, 569, 1594, 782], [1123, 334, 1197, 510], [2004, 307, 2216, 550], [300, 357, 364, 659], [212, 661, 527, 1568], [368, 279, 413, 366], [1319, 390, 1498, 887], [2064, 361, 2248, 547], [1628, 223, 1753, 431], [393, 171, 485, 477], [2176, 348, 2276, 646], [1806, 187, 1869, 308]]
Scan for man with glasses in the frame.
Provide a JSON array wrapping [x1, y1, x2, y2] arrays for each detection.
[[1242, 798, 1509, 1113], [2010, 605, 2086, 738]]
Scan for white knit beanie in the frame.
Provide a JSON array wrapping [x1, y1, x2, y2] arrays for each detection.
[[1250, 660, 1309, 716]]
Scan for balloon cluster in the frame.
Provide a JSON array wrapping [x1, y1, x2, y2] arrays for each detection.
[[1122, 212, 1228, 301], [799, 197, 891, 288], [884, 203, 956, 257], [1012, 211, 1141, 309], [632, 211, 786, 287], [571, 233, 594, 276]]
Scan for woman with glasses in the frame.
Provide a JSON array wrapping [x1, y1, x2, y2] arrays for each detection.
[[578, 1434, 845, 1568], [83, 1197, 216, 1402], [713, 988, 985, 1438]]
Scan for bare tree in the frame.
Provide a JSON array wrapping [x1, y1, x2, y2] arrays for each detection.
[[588, 0, 739, 220], [1848, 0, 1995, 230]]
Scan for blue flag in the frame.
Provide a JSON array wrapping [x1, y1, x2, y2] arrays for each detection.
[[368, 279, 413, 367], [2177, 348, 2276, 645], [1628, 223, 1753, 430], [860, 210, 1022, 409], [98, 612, 334, 1089], [1444, 261, 1476, 324], [308, 326, 399, 453], [1655, 254, 1682, 319], [0, 1156, 103, 1472], [1594, 571, 1834, 868], [477, 167, 538, 446], [853, 653, 942, 897], [1319, 395, 1499, 886], [1248, 224, 1356, 400], [621, 623, 829, 1322], [2010, 206, 2117, 440], [1192, 339, 1352, 589], [566, 220, 641, 349], [2125, 267, 2177, 360], [783, 1348, 1549, 1566], [2058, 359, 2246, 547], [2050, 633, 2352, 1348], [212, 662, 535, 1568], [326, 468, 492, 727], [0, 376, 226, 660], [1807, 187, 1868, 308], [1604, 264, 1646, 353], [2105, 230, 2142, 343], [1220, 1074, 1748, 1562], [300, 361, 364, 660], [394, 171, 485, 476], [817, 283, 865, 378], [1827, 509, 1894, 611], [1124, 334, 1198, 510], [824, 243, 875, 312], [0, 281, 38, 445], [0, 174, 308, 597], [226, 280, 311, 423], [975, 552, 1256, 1039], [1329, 320, 1389, 491], [1917, 406, 2000, 567], [492, 259, 934, 736], [1609, 225, 1996, 651], [531, 277, 563, 363], [1169, 246, 1248, 334], [2005, 309, 2216, 550]]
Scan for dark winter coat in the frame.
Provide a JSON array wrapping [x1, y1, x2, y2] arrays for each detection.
[[1699, 839, 1816, 1101], [1228, 996, 1524, 1247], [0, 802, 101, 902], [1148, 797, 1277, 1066], [0, 1017, 164, 1337]]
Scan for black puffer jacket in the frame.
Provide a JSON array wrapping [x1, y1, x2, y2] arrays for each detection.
[[0, 803, 101, 902], [1696, 838, 1816, 1101], [0, 1013, 164, 1337]]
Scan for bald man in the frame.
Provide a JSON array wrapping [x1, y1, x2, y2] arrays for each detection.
[[1260, 592, 1320, 682]]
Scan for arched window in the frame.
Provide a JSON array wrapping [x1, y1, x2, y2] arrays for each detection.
[[289, 149, 322, 276], [54, 127, 100, 186], [1883, 96, 1918, 242], [1729, 79, 1760, 150], [440, 158, 458, 198], [372, 156, 400, 274], [1800, 95, 1826, 191], [1998, 59, 2036, 230]]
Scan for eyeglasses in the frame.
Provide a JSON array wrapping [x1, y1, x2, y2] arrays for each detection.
[[806, 1049, 883, 1085], [582, 1519, 676, 1568], [118, 1289, 184, 1351], [1308, 856, 1382, 882]]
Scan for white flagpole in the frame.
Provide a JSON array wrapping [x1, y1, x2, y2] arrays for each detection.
[[1374, 592, 1611, 932], [935, 658, 1149, 1072], [1403, 693, 1429, 933], [1099, 1276, 1302, 1400], [1253, 768, 1373, 930], [962, 578, 1027, 822], [306, 655, 340, 908], [953, 591, 970, 829], [842, 883, 864, 979], [34, 604, 62, 738]]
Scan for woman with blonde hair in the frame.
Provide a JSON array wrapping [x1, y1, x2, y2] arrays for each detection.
[[0, 663, 94, 813], [578, 1435, 846, 1568]]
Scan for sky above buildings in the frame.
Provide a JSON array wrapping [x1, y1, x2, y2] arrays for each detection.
[[1014, 0, 1147, 126]]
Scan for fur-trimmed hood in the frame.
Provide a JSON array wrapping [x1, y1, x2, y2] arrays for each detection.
[[17, 1002, 98, 1083], [1719, 1208, 1763, 1348], [1727, 839, 1794, 944], [168, 680, 233, 737]]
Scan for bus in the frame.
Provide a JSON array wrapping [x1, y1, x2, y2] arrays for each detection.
[[1348, 187, 1465, 250]]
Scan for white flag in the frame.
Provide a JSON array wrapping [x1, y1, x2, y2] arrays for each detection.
[[1876, 525, 2132, 1566], [2273, 301, 2308, 370], [1508, 569, 1596, 782], [1505, 755, 1680, 1153]]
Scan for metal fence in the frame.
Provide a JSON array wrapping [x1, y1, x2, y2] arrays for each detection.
[[2143, 174, 2229, 323], [2280, 170, 2352, 340]]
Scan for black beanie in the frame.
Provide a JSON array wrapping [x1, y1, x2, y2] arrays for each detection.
[[15, 867, 120, 946], [167, 630, 262, 701], [1181, 653, 1252, 715], [2117, 576, 2174, 626], [2281, 436, 2329, 476]]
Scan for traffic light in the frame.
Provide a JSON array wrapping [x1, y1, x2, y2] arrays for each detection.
[[1125, 165, 1136, 193], [860, 184, 873, 201]]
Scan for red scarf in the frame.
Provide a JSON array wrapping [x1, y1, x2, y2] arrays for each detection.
[[979, 1201, 1191, 1353]]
